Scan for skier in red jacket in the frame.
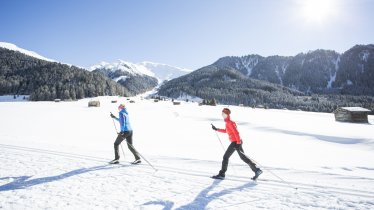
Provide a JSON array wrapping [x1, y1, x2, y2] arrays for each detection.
[[211, 108, 262, 180]]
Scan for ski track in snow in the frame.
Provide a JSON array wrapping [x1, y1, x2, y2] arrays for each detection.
[[1, 144, 373, 210], [0, 97, 373, 209]]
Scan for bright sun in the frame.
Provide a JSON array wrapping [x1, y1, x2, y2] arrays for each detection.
[[302, 0, 335, 23]]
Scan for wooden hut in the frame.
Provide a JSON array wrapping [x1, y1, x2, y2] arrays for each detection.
[[334, 107, 370, 123], [173, 101, 181, 105], [88, 100, 100, 107]]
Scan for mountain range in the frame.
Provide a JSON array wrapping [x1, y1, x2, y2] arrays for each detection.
[[158, 45, 374, 112], [210, 45, 374, 95], [0, 42, 191, 98], [1, 41, 373, 112]]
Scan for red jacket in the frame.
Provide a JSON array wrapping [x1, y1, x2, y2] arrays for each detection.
[[217, 116, 241, 144]]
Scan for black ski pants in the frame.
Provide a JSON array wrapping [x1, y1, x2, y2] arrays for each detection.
[[114, 131, 140, 160], [219, 141, 258, 175]]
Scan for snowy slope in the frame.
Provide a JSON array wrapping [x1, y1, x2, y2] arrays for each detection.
[[0, 42, 55, 62], [139, 61, 192, 82], [0, 98, 373, 209], [90, 60, 192, 83], [90, 60, 155, 77]]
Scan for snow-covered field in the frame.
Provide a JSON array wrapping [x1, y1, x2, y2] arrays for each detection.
[[0, 97, 373, 209], [0, 95, 29, 102]]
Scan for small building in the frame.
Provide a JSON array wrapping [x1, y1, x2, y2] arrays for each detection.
[[130, 100, 135, 103], [334, 107, 370, 123], [54, 99, 61, 102], [88, 100, 100, 107], [111, 100, 117, 103], [173, 101, 181, 105]]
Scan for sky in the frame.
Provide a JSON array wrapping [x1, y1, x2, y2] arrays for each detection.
[[1, 0, 373, 70]]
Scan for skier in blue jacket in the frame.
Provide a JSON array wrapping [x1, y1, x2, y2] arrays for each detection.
[[110, 104, 141, 164]]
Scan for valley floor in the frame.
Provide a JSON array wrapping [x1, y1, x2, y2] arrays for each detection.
[[1, 97, 373, 209]]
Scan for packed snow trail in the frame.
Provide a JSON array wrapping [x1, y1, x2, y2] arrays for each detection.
[[1, 143, 373, 209]]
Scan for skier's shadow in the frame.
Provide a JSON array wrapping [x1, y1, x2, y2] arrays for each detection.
[[0, 164, 127, 191], [143, 179, 256, 210]]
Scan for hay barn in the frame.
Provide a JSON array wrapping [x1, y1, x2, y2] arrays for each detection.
[[88, 100, 100, 107], [334, 107, 370, 123]]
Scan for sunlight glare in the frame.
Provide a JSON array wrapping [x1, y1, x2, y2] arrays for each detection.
[[302, 0, 335, 23]]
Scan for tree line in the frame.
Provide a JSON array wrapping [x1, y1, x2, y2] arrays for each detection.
[[0, 48, 129, 101], [158, 65, 374, 114]]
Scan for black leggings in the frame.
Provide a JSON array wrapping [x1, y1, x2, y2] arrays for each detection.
[[219, 142, 257, 175], [114, 131, 140, 160]]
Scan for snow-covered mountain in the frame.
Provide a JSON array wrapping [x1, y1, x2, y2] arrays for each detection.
[[0, 41, 55, 62], [90, 60, 192, 83], [139, 61, 192, 83], [161, 45, 374, 104], [90, 60, 155, 77]]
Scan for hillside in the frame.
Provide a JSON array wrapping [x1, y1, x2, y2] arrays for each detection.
[[158, 65, 374, 113], [213, 45, 374, 95], [0, 47, 129, 100], [158, 45, 374, 113], [0, 42, 55, 62]]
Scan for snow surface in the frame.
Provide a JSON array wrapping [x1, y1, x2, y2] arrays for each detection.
[[175, 93, 203, 103], [340, 107, 371, 112], [0, 95, 29, 102], [359, 50, 370, 62], [90, 60, 155, 77], [114, 76, 129, 83], [140, 61, 192, 83], [1, 97, 374, 209], [0, 42, 55, 62], [239, 56, 259, 77], [327, 56, 340, 88]]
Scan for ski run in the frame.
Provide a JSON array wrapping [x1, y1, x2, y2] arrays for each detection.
[[1, 96, 373, 209]]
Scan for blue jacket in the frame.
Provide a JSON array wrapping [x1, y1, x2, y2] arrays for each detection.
[[115, 108, 132, 132]]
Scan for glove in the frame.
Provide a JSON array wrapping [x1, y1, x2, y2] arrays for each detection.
[[211, 124, 217, 131], [110, 113, 116, 118]]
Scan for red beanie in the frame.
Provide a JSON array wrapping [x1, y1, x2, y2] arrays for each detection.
[[222, 108, 231, 115]]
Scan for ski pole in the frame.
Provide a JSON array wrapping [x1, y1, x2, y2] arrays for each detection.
[[212, 124, 226, 152], [211, 123, 237, 175], [238, 150, 298, 190], [111, 113, 126, 159], [126, 141, 158, 172]]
